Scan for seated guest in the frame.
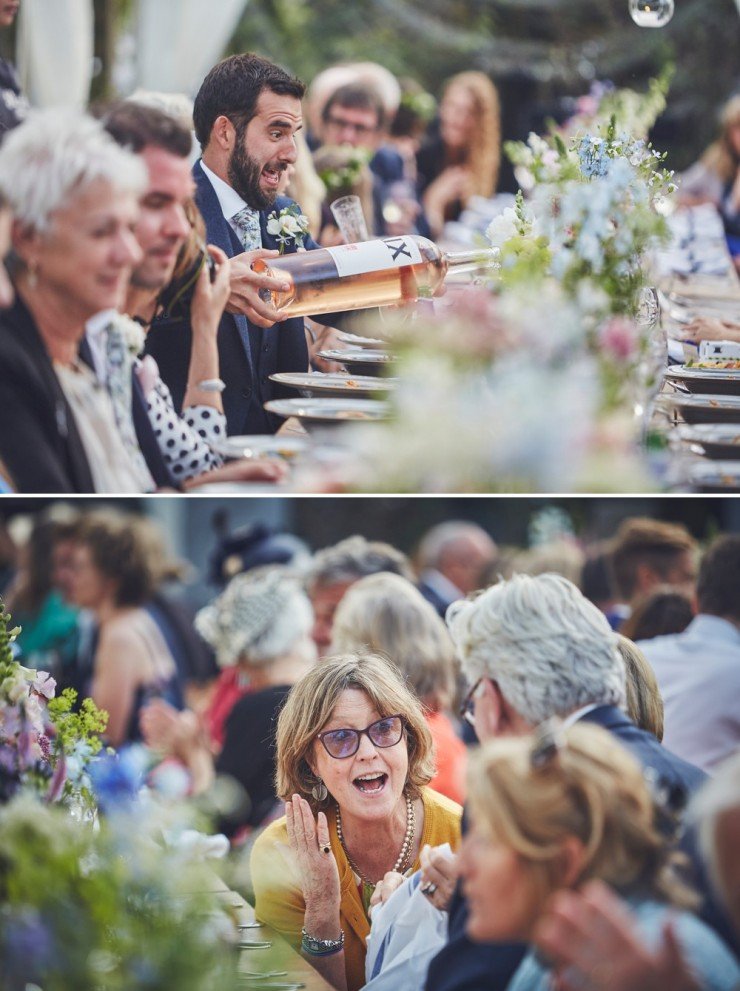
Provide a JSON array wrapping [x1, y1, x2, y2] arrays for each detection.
[[621, 586, 695, 643], [306, 536, 414, 657], [415, 520, 498, 618], [101, 101, 285, 488], [639, 535, 740, 773], [616, 635, 665, 743], [250, 652, 462, 991], [330, 571, 467, 804], [459, 723, 739, 991], [609, 517, 699, 619], [143, 568, 317, 834], [425, 573, 714, 991], [416, 71, 501, 239], [0, 110, 150, 492], [68, 511, 184, 747]]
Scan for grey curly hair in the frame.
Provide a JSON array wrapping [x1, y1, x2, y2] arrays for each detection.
[[447, 573, 625, 725]]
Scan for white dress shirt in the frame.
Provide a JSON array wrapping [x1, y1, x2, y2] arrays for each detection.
[[199, 160, 254, 238], [639, 614, 740, 772]]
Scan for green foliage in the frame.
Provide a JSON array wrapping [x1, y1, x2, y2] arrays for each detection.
[[47, 689, 108, 757]]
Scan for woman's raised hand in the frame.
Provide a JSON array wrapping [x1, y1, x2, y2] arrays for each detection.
[[369, 871, 407, 915], [419, 843, 459, 912], [285, 794, 341, 914], [191, 245, 231, 337]]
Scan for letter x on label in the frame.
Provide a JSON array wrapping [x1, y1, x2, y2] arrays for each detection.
[[385, 238, 412, 262]]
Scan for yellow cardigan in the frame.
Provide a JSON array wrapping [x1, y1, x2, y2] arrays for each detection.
[[251, 787, 462, 991]]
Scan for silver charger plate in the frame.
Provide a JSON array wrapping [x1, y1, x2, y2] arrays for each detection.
[[673, 424, 740, 460], [316, 348, 396, 365], [337, 330, 387, 349], [270, 372, 396, 399], [263, 397, 390, 428], [667, 393, 740, 425], [664, 365, 740, 396], [214, 435, 309, 460], [687, 461, 740, 491]]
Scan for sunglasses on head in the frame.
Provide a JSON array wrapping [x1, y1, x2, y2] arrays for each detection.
[[317, 714, 405, 759]]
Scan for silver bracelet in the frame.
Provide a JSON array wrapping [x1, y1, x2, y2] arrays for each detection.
[[192, 378, 226, 393], [301, 927, 344, 956]]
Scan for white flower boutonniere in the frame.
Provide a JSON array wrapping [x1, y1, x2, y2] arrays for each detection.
[[266, 204, 311, 254], [114, 313, 147, 357]]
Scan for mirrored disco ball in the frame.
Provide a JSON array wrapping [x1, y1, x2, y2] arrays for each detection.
[[628, 0, 675, 27]]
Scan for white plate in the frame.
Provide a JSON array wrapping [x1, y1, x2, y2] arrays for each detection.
[[668, 393, 740, 423], [337, 330, 386, 349], [688, 461, 740, 490], [264, 397, 391, 425], [317, 348, 396, 365], [270, 372, 396, 398], [214, 435, 309, 460]]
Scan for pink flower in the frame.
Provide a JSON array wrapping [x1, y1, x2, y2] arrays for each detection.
[[32, 671, 56, 700], [599, 317, 639, 362]]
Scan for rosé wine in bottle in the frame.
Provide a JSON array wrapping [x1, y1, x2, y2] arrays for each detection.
[[252, 235, 498, 318]]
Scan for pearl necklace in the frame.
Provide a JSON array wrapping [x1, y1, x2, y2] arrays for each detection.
[[335, 793, 415, 887]]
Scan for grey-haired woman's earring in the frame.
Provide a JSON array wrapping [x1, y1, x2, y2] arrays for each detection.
[[311, 778, 328, 802], [27, 262, 38, 290]]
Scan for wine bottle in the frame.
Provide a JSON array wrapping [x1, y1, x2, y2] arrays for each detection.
[[253, 235, 498, 318]]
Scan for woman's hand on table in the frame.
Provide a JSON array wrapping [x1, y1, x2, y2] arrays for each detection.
[[286, 794, 341, 918], [681, 316, 740, 344], [184, 457, 287, 489], [419, 843, 459, 912]]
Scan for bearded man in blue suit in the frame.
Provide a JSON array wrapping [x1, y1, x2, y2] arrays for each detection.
[[146, 53, 329, 436]]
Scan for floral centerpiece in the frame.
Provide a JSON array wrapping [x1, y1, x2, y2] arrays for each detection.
[[0, 601, 107, 812], [342, 74, 675, 493]]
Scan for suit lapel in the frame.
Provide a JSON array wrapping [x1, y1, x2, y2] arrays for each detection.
[[193, 161, 254, 372]]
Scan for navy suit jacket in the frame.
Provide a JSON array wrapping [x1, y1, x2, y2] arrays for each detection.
[[145, 162, 316, 436], [425, 706, 735, 991]]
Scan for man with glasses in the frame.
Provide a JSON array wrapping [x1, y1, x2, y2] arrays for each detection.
[[423, 573, 733, 991], [320, 82, 423, 238]]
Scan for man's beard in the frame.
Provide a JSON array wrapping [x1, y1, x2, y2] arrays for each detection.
[[228, 140, 277, 212]]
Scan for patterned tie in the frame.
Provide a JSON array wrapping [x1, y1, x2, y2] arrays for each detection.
[[230, 205, 262, 251]]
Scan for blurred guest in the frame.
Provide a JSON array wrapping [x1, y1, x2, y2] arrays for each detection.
[[416, 71, 501, 238], [313, 143, 375, 246], [513, 539, 585, 587], [679, 95, 740, 259], [426, 573, 711, 991], [609, 518, 698, 619], [143, 568, 317, 835], [69, 511, 184, 747], [533, 752, 740, 991], [0, 188, 13, 311], [461, 724, 739, 991], [306, 536, 414, 656], [0, 110, 147, 492], [330, 571, 467, 804], [6, 510, 82, 681], [621, 587, 695, 643], [0, 0, 28, 141], [416, 521, 497, 617], [639, 535, 740, 773], [616, 635, 664, 742], [581, 543, 629, 630]]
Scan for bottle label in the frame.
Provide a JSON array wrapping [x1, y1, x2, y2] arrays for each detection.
[[325, 238, 423, 278]]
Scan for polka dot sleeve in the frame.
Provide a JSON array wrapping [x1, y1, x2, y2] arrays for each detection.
[[146, 377, 225, 481]]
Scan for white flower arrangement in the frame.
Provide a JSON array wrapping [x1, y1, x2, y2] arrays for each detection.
[[266, 204, 311, 253]]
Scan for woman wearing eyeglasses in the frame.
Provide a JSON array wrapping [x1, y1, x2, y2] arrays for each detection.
[[250, 652, 462, 991], [459, 722, 739, 991]]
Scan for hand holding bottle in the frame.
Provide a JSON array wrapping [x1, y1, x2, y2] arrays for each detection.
[[225, 248, 292, 326]]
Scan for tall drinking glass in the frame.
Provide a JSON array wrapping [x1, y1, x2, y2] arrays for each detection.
[[330, 195, 371, 243]]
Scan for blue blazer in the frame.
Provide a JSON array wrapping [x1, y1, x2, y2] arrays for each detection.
[[145, 161, 314, 436]]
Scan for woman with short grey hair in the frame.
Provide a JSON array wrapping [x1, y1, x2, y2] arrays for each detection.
[[0, 110, 148, 492]]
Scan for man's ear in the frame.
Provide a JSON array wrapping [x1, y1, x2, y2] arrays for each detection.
[[211, 115, 235, 153]]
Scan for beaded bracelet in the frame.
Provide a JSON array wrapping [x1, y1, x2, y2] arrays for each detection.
[[301, 927, 345, 956]]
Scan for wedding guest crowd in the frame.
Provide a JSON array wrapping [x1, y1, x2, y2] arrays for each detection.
[[5, 505, 739, 990]]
